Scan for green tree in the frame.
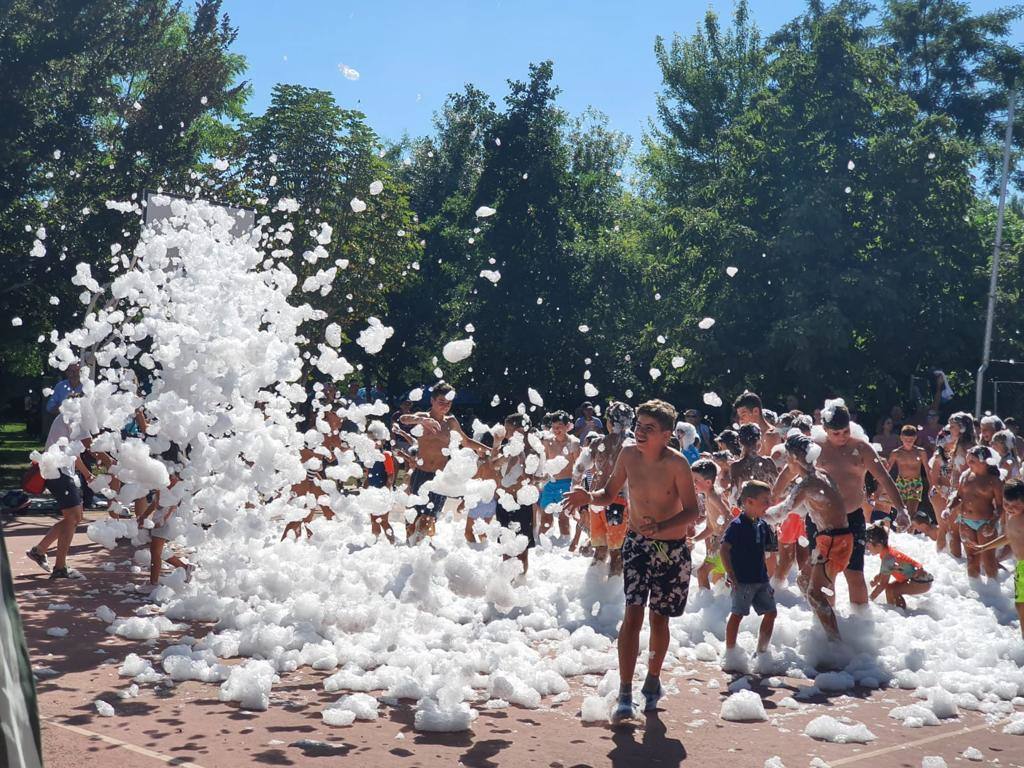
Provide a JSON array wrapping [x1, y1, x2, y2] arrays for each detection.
[[221, 84, 421, 390], [643, 0, 767, 204], [0, 0, 246, 375]]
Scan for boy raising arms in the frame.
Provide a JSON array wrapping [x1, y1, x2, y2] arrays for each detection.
[[886, 425, 929, 519], [564, 400, 700, 723], [967, 479, 1024, 638]]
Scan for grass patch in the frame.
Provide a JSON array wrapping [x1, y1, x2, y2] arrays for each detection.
[[1, 422, 41, 489]]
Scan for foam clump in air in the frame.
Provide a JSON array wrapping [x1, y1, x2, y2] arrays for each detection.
[[764, 758, 786, 768], [443, 338, 474, 363], [804, 715, 876, 743], [475, 205, 496, 218], [921, 758, 947, 768], [719, 690, 767, 722], [356, 317, 394, 354]]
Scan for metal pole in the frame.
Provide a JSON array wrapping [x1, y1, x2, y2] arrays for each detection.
[[975, 81, 1017, 418]]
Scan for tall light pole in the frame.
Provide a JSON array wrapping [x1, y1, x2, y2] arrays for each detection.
[[975, 81, 1017, 418]]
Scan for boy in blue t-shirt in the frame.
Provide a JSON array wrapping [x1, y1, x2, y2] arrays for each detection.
[[721, 480, 777, 654]]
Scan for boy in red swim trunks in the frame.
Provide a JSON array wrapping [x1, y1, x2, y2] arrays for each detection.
[[766, 434, 853, 640]]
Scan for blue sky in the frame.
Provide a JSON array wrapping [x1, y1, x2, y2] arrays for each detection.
[[221, 1, 1023, 151]]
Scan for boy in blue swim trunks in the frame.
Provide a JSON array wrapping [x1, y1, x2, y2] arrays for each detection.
[[966, 478, 1024, 637], [539, 411, 580, 538]]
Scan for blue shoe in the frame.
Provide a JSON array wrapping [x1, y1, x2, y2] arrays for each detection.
[[642, 684, 663, 712], [610, 697, 636, 724]]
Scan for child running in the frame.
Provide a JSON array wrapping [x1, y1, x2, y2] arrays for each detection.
[[865, 523, 932, 609], [564, 399, 700, 724], [966, 478, 1024, 638], [721, 481, 777, 663]]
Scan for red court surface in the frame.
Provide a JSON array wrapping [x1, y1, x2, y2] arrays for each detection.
[[5, 510, 1022, 768]]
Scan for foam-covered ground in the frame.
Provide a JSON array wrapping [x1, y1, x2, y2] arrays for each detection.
[[82, 503, 1024, 735]]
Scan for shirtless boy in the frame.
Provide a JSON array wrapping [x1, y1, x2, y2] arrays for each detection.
[[571, 401, 635, 575], [765, 433, 852, 640], [728, 424, 780, 503], [777, 401, 907, 607], [886, 424, 929, 518], [539, 410, 580, 537], [690, 459, 731, 589], [966, 478, 1024, 637], [945, 445, 1004, 579], [734, 391, 781, 455], [565, 399, 700, 723], [398, 381, 491, 543]]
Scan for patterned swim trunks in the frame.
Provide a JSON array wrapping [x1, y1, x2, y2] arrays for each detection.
[[895, 475, 923, 503], [622, 530, 692, 617]]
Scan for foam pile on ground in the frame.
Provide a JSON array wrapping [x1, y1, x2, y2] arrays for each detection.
[[804, 715, 876, 743], [720, 690, 767, 722], [219, 660, 279, 711]]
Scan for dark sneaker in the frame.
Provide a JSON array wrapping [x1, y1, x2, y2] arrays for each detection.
[[26, 548, 51, 573], [49, 567, 84, 580], [641, 683, 663, 712], [610, 697, 637, 725]]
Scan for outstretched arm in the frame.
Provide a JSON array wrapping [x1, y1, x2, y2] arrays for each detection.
[[563, 451, 626, 511]]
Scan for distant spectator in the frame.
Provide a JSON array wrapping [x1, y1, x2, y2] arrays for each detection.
[[358, 381, 385, 404], [889, 404, 905, 431], [45, 362, 82, 415], [573, 402, 604, 439], [918, 410, 942, 455], [873, 417, 900, 455], [684, 408, 714, 452]]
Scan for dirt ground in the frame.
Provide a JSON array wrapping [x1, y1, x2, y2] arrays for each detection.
[[4, 509, 1022, 768]]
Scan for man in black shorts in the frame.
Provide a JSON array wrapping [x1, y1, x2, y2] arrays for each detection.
[[26, 403, 94, 580], [565, 400, 700, 723]]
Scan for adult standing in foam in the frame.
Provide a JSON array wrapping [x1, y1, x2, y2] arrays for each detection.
[[398, 381, 492, 543], [565, 399, 700, 724], [784, 400, 908, 607], [25, 398, 94, 579]]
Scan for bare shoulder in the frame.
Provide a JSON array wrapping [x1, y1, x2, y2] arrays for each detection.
[[618, 444, 640, 461]]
